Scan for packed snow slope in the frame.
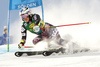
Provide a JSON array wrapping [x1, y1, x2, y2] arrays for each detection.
[[0, 50, 100, 67], [0, 44, 100, 67]]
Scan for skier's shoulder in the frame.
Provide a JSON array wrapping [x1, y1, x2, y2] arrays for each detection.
[[22, 21, 27, 27], [30, 14, 40, 20], [31, 13, 40, 17], [21, 22, 26, 30]]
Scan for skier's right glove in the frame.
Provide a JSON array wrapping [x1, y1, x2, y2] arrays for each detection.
[[18, 40, 25, 50], [18, 43, 24, 50]]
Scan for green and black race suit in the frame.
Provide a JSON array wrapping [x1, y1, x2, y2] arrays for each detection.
[[21, 14, 45, 44], [20, 14, 65, 45]]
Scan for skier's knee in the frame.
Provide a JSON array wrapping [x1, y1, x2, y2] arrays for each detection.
[[32, 40, 37, 45]]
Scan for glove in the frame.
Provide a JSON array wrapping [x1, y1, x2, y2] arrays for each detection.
[[33, 25, 40, 32], [18, 43, 24, 50]]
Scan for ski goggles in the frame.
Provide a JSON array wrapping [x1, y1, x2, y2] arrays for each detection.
[[20, 14, 29, 19]]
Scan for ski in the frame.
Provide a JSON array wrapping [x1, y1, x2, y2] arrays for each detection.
[[15, 47, 66, 57], [15, 51, 43, 57], [42, 47, 66, 56]]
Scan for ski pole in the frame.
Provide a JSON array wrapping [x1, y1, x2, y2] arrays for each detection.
[[40, 22, 91, 29], [24, 46, 34, 48]]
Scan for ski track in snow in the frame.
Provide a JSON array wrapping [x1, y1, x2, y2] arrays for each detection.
[[0, 52, 100, 67], [0, 44, 100, 67]]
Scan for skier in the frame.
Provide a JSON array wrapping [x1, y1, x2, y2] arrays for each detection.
[[18, 7, 67, 50]]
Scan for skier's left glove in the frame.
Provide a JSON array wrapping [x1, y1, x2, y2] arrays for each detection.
[[33, 25, 40, 32], [18, 43, 24, 50]]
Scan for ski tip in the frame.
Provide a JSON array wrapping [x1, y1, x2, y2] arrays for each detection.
[[88, 22, 91, 24]]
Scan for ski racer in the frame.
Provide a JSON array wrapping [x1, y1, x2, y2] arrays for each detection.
[[18, 7, 67, 50]]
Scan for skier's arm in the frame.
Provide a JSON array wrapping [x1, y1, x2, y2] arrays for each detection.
[[32, 14, 41, 25], [20, 25, 27, 45]]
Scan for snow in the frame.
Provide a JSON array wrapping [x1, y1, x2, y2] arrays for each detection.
[[0, 49, 100, 67], [0, 44, 100, 67]]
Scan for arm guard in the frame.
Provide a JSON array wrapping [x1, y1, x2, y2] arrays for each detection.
[[20, 25, 27, 45]]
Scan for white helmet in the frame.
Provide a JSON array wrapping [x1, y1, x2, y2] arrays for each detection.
[[4, 26, 7, 31], [19, 7, 31, 16]]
